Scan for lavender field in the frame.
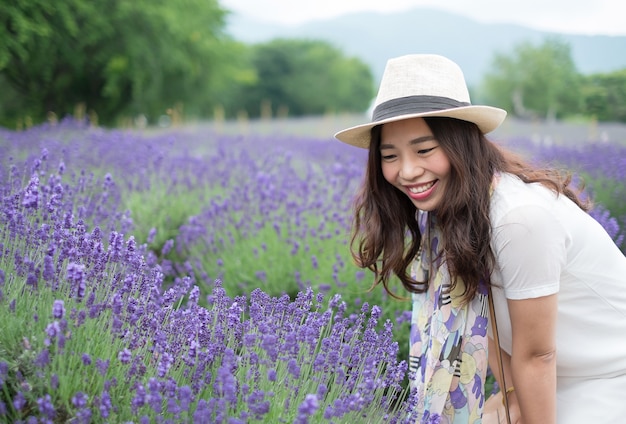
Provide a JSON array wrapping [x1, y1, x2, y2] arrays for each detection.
[[0, 117, 624, 422]]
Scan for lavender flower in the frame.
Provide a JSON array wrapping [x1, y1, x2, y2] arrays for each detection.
[[22, 174, 40, 209], [66, 262, 86, 300], [99, 390, 112, 418], [295, 394, 320, 423], [118, 348, 132, 364], [13, 391, 26, 411], [52, 299, 65, 319], [37, 394, 55, 421], [81, 353, 92, 366]]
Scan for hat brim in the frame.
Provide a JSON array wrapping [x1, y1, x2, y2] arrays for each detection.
[[334, 105, 507, 149]]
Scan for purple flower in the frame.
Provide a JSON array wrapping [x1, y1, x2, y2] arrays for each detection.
[[178, 385, 193, 412], [26, 272, 38, 289], [167, 396, 181, 415], [161, 239, 174, 256], [157, 352, 173, 377], [37, 394, 55, 421], [96, 359, 109, 376], [35, 349, 50, 367], [246, 390, 270, 417], [216, 349, 238, 405], [147, 379, 162, 413], [295, 394, 320, 423], [99, 390, 112, 418], [287, 358, 301, 379], [43, 255, 55, 282], [189, 285, 200, 304], [50, 374, 59, 390], [66, 262, 86, 300], [118, 348, 132, 364], [260, 334, 278, 362], [147, 227, 157, 244], [131, 383, 147, 412], [82, 353, 92, 366], [72, 391, 88, 408], [13, 391, 26, 410], [44, 321, 61, 346], [0, 362, 8, 386], [395, 310, 412, 325], [423, 412, 442, 424], [22, 174, 40, 209], [52, 299, 65, 319]]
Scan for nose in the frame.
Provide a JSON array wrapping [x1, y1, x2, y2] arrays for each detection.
[[398, 157, 424, 181]]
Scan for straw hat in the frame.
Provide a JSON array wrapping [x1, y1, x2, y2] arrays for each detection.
[[334, 54, 507, 149]]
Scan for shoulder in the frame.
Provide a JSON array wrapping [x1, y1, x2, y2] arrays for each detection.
[[490, 173, 560, 226], [489, 173, 570, 255]]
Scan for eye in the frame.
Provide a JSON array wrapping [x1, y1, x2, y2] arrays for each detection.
[[381, 154, 396, 161], [417, 147, 437, 155]]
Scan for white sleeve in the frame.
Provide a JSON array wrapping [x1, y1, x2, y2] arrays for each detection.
[[492, 204, 567, 299]]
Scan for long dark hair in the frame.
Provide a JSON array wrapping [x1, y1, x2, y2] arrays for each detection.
[[350, 117, 589, 302]]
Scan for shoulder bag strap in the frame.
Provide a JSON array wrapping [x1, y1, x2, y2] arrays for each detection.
[[488, 286, 512, 424]]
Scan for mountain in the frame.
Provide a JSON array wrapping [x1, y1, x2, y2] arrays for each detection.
[[225, 7, 626, 86]]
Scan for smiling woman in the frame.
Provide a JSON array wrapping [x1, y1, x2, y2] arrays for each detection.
[[335, 53, 626, 424]]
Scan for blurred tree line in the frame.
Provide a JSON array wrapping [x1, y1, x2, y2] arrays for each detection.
[[481, 38, 626, 123], [0, 0, 246, 127], [0, 0, 373, 128], [1, 2, 625, 128]]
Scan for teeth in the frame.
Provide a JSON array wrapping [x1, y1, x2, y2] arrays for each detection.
[[409, 181, 434, 194]]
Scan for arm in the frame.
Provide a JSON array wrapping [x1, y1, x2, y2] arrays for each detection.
[[486, 336, 521, 423], [485, 294, 557, 424], [508, 294, 558, 424], [490, 201, 566, 423]]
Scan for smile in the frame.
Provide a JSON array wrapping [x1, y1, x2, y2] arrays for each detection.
[[408, 181, 435, 194]]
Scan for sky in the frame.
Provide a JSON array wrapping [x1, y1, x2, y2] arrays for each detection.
[[220, 0, 626, 36]]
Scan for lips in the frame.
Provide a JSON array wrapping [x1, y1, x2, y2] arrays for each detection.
[[405, 180, 437, 200], [408, 181, 435, 194]]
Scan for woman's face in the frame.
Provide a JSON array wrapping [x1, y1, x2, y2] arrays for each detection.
[[380, 117, 451, 212]]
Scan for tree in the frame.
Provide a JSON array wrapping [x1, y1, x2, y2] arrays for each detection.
[[581, 69, 626, 122], [228, 39, 374, 118], [482, 38, 582, 121], [0, 0, 247, 126]]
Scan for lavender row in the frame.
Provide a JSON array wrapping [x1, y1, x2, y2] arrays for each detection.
[[0, 120, 415, 422]]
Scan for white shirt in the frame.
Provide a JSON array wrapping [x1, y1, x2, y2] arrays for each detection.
[[489, 173, 626, 380]]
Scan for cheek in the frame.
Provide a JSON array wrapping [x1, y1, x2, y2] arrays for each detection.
[[434, 152, 452, 178]]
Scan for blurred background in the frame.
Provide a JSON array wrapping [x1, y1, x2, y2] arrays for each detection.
[[2, 0, 626, 134]]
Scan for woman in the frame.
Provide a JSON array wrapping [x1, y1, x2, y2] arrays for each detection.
[[334, 54, 626, 423]]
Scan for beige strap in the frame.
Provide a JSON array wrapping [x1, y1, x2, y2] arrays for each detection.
[[488, 287, 512, 424]]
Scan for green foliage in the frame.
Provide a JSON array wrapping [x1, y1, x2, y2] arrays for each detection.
[[226, 38, 375, 118], [584, 174, 626, 221], [0, 285, 128, 421], [0, 0, 248, 126], [483, 37, 582, 120], [123, 182, 214, 260], [581, 69, 626, 122]]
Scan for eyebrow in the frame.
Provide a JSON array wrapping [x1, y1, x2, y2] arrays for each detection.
[[379, 135, 436, 150]]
